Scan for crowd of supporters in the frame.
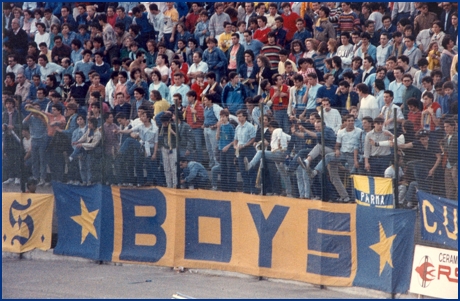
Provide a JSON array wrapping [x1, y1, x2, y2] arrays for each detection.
[[2, 2, 458, 205]]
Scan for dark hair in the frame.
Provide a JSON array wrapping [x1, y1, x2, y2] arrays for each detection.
[[206, 72, 216, 80], [342, 71, 355, 81], [268, 120, 279, 128], [236, 109, 248, 118], [186, 90, 197, 98], [356, 83, 369, 94], [374, 79, 385, 91], [442, 36, 453, 49], [338, 80, 349, 88], [363, 56, 374, 66], [407, 97, 421, 108], [422, 91, 434, 101], [383, 90, 394, 98], [134, 87, 145, 96]]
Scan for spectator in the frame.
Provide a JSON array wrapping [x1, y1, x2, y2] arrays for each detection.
[[364, 117, 392, 177], [442, 119, 458, 200], [440, 36, 456, 82], [179, 157, 210, 189], [356, 83, 379, 120], [209, 2, 231, 40], [202, 38, 227, 83], [2, 98, 21, 185], [72, 117, 102, 185]]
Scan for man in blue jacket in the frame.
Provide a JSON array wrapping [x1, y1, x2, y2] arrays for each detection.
[[221, 72, 247, 115], [202, 37, 227, 83], [179, 157, 210, 189]]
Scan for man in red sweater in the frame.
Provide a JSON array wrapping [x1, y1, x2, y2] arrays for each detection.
[[281, 2, 301, 44], [185, 90, 205, 162], [253, 16, 271, 44], [269, 73, 290, 133]]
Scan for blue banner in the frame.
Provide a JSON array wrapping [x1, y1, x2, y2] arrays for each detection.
[[416, 190, 458, 250], [50, 184, 417, 294], [353, 206, 416, 293], [52, 182, 114, 261]]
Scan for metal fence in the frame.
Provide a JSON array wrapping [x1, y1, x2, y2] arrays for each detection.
[[5, 96, 457, 207]]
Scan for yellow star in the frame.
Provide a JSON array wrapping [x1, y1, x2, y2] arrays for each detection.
[[71, 198, 99, 244], [369, 222, 396, 276]]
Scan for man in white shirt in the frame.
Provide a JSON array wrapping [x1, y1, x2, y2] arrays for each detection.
[[379, 90, 404, 133], [188, 52, 209, 82], [168, 72, 190, 106], [356, 83, 379, 120], [305, 73, 323, 111], [376, 33, 392, 67], [336, 32, 354, 69], [148, 3, 164, 42], [154, 54, 170, 83], [37, 54, 64, 83], [267, 3, 280, 29], [6, 54, 24, 77], [319, 98, 342, 133], [388, 66, 405, 105], [319, 114, 362, 203]]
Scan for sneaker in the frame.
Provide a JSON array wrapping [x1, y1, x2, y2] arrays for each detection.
[[211, 186, 218, 191], [310, 170, 318, 178], [38, 179, 46, 186], [244, 157, 250, 171], [297, 157, 308, 170], [286, 194, 293, 198], [68, 156, 73, 162], [3, 178, 14, 184], [339, 196, 351, 203], [14, 178, 20, 185]]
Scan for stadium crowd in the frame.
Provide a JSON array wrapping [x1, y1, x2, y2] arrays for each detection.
[[2, 2, 458, 206]]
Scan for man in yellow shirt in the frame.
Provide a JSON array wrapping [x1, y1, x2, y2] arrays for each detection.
[[218, 22, 233, 53], [163, 2, 179, 50], [150, 90, 170, 116]]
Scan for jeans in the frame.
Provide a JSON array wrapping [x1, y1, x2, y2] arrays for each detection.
[[79, 150, 101, 184], [191, 128, 204, 163], [137, 153, 159, 185], [219, 148, 236, 192], [329, 153, 355, 197], [237, 147, 257, 194], [162, 147, 177, 188], [117, 137, 141, 184], [368, 155, 392, 177], [31, 137, 48, 181], [49, 149, 65, 182], [211, 163, 221, 188], [273, 109, 289, 133], [204, 127, 218, 167], [288, 148, 311, 172], [296, 166, 311, 198], [249, 149, 291, 194], [163, 33, 174, 50]]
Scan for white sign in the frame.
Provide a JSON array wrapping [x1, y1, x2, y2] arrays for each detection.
[[409, 245, 458, 299]]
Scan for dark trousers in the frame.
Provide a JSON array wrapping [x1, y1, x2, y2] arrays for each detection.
[[368, 155, 392, 177], [219, 148, 236, 192], [237, 147, 257, 194]]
